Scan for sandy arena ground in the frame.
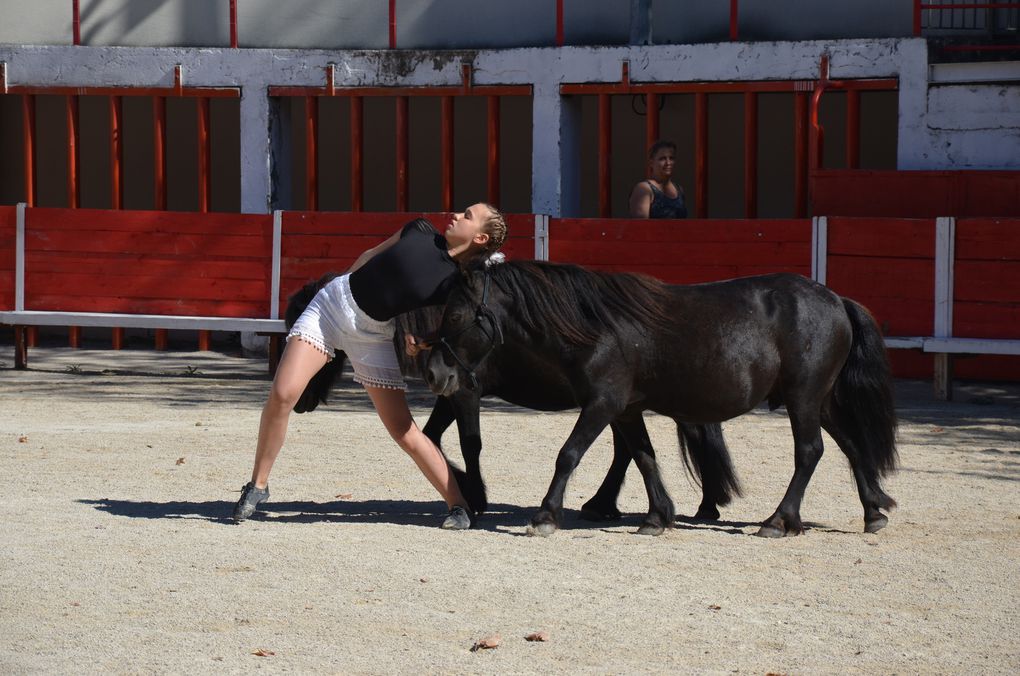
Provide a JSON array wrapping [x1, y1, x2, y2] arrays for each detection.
[[1, 345, 1018, 674]]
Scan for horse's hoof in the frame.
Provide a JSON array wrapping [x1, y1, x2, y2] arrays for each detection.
[[579, 505, 622, 522], [693, 506, 721, 521], [526, 521, 558, 537], [635, 523, 665, 536], [755, 524, 786, 538], [864, 514, 889, 533]]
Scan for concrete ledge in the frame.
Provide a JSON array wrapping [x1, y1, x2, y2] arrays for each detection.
[[923, 337, 1020, 357], [0, 311, 286, 334]]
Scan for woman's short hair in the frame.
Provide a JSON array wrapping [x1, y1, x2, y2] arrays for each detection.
[[647, 140, 678, 160]]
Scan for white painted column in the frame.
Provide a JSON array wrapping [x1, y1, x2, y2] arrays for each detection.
[[933, 216, 956, 400], [531, 83, 581, 218], [811, 216, 828, 285], [240, 84, 273, 214]]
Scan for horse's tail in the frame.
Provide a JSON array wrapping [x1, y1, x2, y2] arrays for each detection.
[[831, 298, 899, 479], [286, 272, 345, 413], [677, 422, 742, 507]]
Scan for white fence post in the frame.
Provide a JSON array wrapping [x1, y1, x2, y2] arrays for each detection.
[[534, 214, 549, 261], [933, 216, 956, 400], [15, 202, 25, 312], [271, 210, 282, 320], [811, 215, 828, 285]]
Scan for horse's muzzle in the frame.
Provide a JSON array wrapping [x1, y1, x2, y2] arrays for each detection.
[[424, 359, 459, 397]]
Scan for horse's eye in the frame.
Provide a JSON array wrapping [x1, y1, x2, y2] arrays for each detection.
[[448, 311, 466, 324]]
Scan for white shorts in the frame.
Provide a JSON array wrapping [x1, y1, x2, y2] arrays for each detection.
[[286, 274, 406, 390]]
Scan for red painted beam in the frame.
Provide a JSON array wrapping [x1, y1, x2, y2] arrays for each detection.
[[487, 96, 500, 206], [442, 97, 454, 211], [695, 92, 708, 218], [110, 95, 125, 351], [6, 85, 238, 98], [153, 96, 168, 351], [72, 0, 81, 45], [556, 0, 565, 46], [350, 96, 364, 212], [66, 96, 80, 209], [22, 95, 36, 206], [389, 0, 397, 49], [598, 94, 612, 218], [560, 79, 897, 95], [645, 93, 660, 153], [794, 92, 809, 218], [267, 85, 531, 98], [229, 0, 238, 48], [846, 89, 860, 170], [197, 98, 212, 213], [396, 96, 409, 211], [730, 0, 739, 41], [305, 96, 318, 211], [743, 91, 758, 219]]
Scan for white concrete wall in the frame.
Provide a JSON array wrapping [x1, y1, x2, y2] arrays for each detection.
[[1, 38, 1017, 215]]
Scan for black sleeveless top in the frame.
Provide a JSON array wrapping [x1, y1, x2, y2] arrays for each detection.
[[348, 219, 459, 321], [647, 181, 688, 219]]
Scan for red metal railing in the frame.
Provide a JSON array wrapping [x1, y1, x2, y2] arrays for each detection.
[[913, 1, 1020, 46], [561, 73, 897, 219], [268, 67, 531, 214]]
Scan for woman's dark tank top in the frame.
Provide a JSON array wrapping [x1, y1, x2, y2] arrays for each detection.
[[348, 219, 459, 321], [647, 181, 688, 219]]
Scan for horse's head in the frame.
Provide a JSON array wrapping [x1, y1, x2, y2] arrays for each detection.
[[424, 270, 505, 397]]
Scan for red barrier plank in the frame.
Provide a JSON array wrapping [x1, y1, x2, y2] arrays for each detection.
[[26, 295, 266, 317], [28, 207, 271, 235], [826, 257, 934, 301], [0, 206, 16, 310], [26, 230, 272, 258], [26, 254, 269, 281], [811, 170, 1020, 218], [26, 274, 268, 303], [552, 240, 809, 267], [956, 218, 1020, 261], [954, 303, 1020, 339], [827, 217, 934, 258], [954, 260, 1020, 305], [551, 218, 808, 243]]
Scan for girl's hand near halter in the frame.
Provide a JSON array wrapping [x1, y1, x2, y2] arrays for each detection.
[[404, 334, 432, 357]]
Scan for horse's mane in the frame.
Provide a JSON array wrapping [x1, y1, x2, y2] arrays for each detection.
[[482, 260, 675, 347]]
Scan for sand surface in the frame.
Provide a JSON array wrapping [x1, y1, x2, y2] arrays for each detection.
[[1, 346, 1018, 674]]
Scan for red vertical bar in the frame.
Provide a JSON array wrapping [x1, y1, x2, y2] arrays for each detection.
[[66, 95, 80, 209], [22, 95, 36, 206], [743, 91, 758, 219], [486, 95, 500, 206], [66, 94, 82, 349], [350, 96, 364, 212], [110, 95, 124, 350], [441, 96, 454, 212], [396, 96, 409, 211], [695, 92, 708, 218], [197, 97, 211, 212], [196, 97, 212, 351], [21, 97, 36, 350], [645, 93, 660, 152], [913, 0, 922, 36], [794, 91, 809, 218], [730, 0, 739, 41], [73, 0, 81, 45], [153, 96, 168, 351], [598, 94, 612, 218], [846, 89, 861, 170], [389, 0, 397, 48], [305, 96, 318, 211], [229, 0, 238, 48], [556, 0, 565, 46]]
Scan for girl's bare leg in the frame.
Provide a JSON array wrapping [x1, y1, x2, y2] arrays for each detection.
[[365, 385, 468, 509], [249, 339, 329, 488]]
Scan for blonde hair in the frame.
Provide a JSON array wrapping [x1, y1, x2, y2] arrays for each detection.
[[480, 203, 508, 252]]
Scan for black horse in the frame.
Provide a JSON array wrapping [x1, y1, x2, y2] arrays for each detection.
[[424, 262, 898, 538], [285, 273, 741, 526]]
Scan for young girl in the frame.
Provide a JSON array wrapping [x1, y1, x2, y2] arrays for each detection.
[[233, 203, 508, 529]]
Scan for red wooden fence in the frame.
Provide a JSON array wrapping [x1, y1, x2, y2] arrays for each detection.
[[0, 206, 15, 311], [547, 218, 811, 283], [811, 169, 1020, 218], [23, 208, 274, 317]]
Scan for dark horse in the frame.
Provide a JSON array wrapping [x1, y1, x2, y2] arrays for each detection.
[[285, 273, 741, 526], [424, 261, 898, 537]]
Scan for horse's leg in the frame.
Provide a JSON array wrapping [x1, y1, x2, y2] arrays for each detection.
[[757, 405, 824, 538], [611, 415, 676, 536], [528, 400, 618, 537], [422, 395, 488, 515], [579, 422, 629, 522], [821, 415, 896, 533], [451, 393, 489, 515]]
